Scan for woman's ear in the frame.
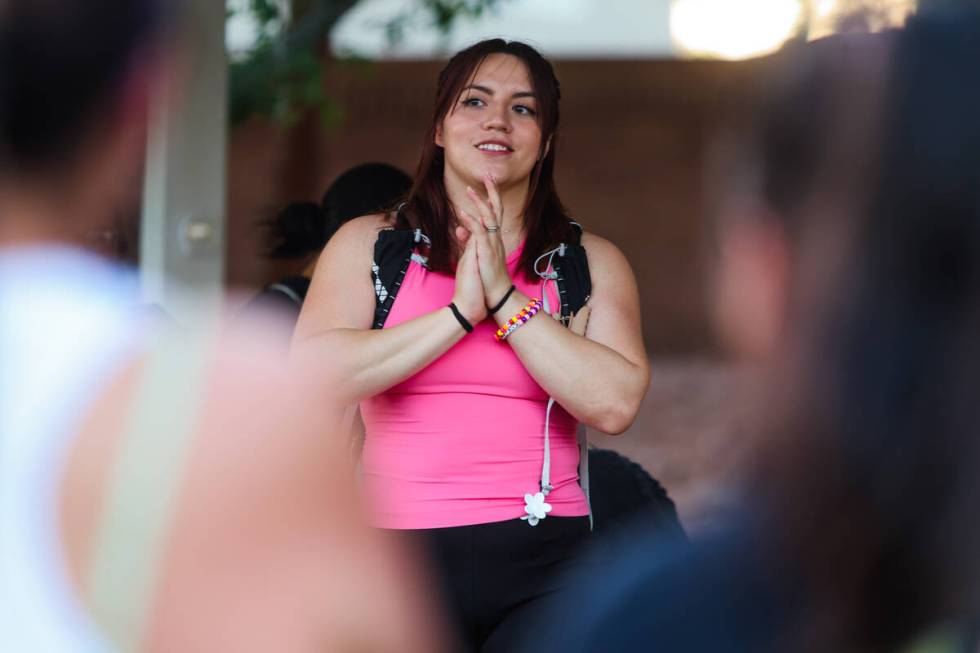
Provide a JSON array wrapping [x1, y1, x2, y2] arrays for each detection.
[[435, 123, 444, 148]]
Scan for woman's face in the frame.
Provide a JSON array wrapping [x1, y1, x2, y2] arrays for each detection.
[[436, 53, 545, 191]]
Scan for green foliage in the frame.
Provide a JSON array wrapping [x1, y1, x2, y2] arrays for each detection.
[[385, 0, 504, 47], [249, 0, 282, 25], [425, 0, 499, 30], [229, 42, 328, 126], [228, 0, 506, 128]]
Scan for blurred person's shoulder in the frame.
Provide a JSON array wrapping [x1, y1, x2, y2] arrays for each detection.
[[56, 307, 390, 648], [58, 304, 351, 568]]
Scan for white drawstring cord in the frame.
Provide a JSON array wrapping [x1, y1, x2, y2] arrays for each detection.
[[533, 246, 563, 278], [541, 398, 555, 496], [533, 245, 561, 314], [522, 245, 565, 526], [522, 396, 556, 527]]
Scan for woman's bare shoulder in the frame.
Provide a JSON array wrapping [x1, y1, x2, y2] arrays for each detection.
[[315, 214, 398, 270], [580, 230, 631, 271], [329, 213, 396, 250]]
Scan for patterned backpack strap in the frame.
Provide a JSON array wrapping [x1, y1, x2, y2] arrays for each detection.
[[371, 227, 430, 329]]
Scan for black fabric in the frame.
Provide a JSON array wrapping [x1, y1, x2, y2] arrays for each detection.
[[242, 276, 310, 328], [587, 447, 685, 540], [413, 516, 593, 653], [268, 275, 311, 303]]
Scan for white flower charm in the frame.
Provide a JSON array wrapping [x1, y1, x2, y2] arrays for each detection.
[[521, 492, 553, 526]]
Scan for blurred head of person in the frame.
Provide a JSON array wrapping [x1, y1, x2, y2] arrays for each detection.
[[715, 7, 980, 649], [713, 31, 893, 362], [265, 162, 412, 268], [320, 162, 413, 243], [0, 0, 174, 248]]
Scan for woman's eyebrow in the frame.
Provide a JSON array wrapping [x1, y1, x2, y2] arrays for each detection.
[[462, 84, 536, 99]]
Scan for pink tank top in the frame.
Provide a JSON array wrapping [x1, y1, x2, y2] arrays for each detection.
[[360, 240, 589, 529]]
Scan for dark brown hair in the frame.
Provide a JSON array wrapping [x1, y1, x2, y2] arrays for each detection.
[[399, 39, 575, 278], [266, 163, 411, 259]]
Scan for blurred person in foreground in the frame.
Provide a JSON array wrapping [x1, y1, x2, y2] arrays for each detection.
[[522, 8, 980, 653], [0, 2, 443, 651], [248, 163, 412, 326]]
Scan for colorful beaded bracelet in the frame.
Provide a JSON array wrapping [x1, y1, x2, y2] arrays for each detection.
[[495, 298, 543, 342]]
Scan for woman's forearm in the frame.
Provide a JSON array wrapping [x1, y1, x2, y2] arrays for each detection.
[[515, 327, 648, 433], [290, 307, 467, 404], [493, 296, 650, 434]]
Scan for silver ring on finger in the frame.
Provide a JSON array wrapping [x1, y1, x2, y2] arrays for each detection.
[[486, 225, 500, 233]]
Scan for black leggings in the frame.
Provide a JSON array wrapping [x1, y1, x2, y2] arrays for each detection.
[[416, 516, 592, 653]]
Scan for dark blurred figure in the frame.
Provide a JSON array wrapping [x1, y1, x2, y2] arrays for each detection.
[[586, 447, 685, 543], [251, 163, 412, 323], [523, 7, 980, 653], [0, 2, 444, 651]]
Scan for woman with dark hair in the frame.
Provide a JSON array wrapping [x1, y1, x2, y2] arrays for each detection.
[[523, 7, 980, 652], [251, 162, 411, 322], [294, 39, 650, 651]]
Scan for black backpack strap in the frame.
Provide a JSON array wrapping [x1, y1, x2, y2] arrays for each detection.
[[551, 221, 592, 324], [371, 228, 429, 329]]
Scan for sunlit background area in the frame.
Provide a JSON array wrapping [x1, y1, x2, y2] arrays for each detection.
[[670, 0, 916, 59], [229, 0, 917, 61]]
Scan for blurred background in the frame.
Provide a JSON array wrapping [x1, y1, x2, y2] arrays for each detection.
[[125, 0, 916, 533]]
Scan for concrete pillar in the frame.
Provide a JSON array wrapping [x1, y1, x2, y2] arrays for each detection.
[[140, 1, 227, 324]]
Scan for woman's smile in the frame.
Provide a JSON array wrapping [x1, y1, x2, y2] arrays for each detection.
[[475, 140, 514, 155]]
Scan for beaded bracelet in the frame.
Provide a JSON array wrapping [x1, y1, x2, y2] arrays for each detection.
[[495, 298, 543, 342]]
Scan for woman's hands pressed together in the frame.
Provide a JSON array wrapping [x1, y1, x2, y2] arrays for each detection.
[[451, 226, 488, 326], [457, 171, 516, 310]]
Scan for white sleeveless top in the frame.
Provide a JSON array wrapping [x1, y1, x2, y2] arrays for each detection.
[[0, 246, 141, 652]]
